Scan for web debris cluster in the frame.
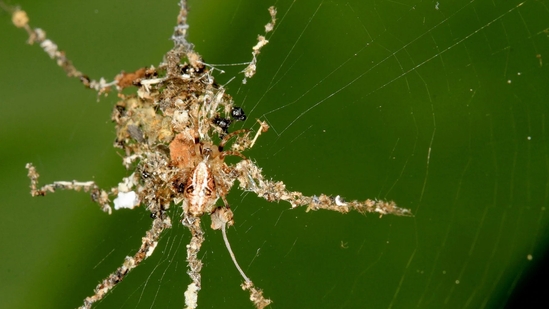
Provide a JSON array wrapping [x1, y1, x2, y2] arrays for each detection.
[[5, 1, 412, 308]]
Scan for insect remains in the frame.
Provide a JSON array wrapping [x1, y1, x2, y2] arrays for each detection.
[[5, 1, 413, 308]]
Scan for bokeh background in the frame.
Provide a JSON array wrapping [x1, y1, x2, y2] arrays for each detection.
[[1, 0, 548, 308]]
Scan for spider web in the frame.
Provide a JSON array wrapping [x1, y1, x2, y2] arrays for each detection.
[[0, 0, 548, 308]]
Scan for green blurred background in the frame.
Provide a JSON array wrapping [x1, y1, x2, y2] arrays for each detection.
[[1, 0, 548, 308]]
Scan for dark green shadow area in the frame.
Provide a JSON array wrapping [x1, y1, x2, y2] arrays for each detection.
[[1, 0, 548, 308]]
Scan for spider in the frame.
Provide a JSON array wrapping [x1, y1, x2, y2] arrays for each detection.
[[5, 1, 412, 308]]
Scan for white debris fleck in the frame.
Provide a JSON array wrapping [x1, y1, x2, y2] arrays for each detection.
[[375, 207, 388, 215], [117, 173, 138, 192], [184, 283, 199, 309], [40, 39, 58, 58], [335, 195, 347, 206], [113, 191, 139, 210], [146, 241, 158, 257]]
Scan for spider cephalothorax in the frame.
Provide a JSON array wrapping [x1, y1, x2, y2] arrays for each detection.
[[169, 129, 244, 217]]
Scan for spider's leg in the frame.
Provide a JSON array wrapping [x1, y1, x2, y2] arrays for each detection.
[[219, 129, 249, 148], [242, 6, 277, 80], [229, 120, 270, 153], [25, 163, 114, 214], [210, 208, 272, 309], [218, 128, 251, 159], [235, 160, 413, 217], [79, 214, 171, 309], [171, 0, 193, 56], [1, 3, 118, 93], [219, 150, 247, 160], [181, 216, 205, 309]]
